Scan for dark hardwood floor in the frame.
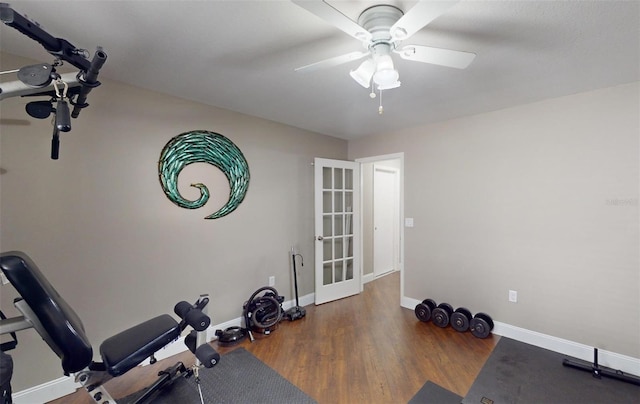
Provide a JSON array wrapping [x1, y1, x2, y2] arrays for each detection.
[[48, 271, 498, 403]]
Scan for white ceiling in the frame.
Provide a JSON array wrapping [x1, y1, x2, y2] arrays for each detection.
[[1, 1, 638, 140]]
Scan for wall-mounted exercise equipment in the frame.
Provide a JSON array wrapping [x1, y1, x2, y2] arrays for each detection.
[[0, 3, 107, 160], [158, 130, 250, 219]]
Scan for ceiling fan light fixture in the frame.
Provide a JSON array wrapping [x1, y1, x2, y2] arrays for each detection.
[[349, 58, 375, 88], [372, 52, 400, 88], [373, 68, 399, 87], [377, 80, 401, 91], [374, 52, 394, 70]]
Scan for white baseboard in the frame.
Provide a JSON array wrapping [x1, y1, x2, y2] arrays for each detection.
[[493, 321, 640, 377], [402, 297, 640, 377], [363, 272, 375, 284], [12, 376, 79, 404], [13, 292, 316, 404]]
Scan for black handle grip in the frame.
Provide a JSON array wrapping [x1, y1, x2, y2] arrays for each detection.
[[71, 48, 107, 118], [51, 129, 60, 160], [56, 100, 71, 132]]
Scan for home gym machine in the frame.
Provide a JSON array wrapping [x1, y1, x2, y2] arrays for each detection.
[[0, 2, 106, 159], [0, 251, 220, 403]]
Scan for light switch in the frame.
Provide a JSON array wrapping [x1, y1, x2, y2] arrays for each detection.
[[405, 218, 414, 227]]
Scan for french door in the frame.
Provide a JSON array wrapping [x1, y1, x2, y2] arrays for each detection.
[[314, 158, 361, 305]]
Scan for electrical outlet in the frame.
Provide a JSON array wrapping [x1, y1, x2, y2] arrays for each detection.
[[509, 290, 518, 303], [269, 276, 275, 286]]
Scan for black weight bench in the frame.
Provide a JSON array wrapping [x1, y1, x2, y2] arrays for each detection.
[[0, 251, 219, 403]]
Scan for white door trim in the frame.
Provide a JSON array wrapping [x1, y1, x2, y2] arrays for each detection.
[[355, 153, 404, 305], [373, 165, 400, 278]]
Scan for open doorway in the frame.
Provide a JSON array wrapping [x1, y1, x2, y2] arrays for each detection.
[[357, 154, 404, 295]]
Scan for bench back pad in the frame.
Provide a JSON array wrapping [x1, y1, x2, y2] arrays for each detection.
[[0, 251, 93, 374]]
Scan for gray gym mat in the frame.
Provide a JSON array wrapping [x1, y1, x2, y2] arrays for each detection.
[[463, 337, 640, 404], [122, 347, 316, 403], [408, 380, 462, 404]]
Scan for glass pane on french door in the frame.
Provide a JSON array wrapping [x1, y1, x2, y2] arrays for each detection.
[[314, 158, 360, 305], [322, 167, 354, 285]]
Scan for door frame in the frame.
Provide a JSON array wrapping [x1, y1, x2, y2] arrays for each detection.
[[373, 165, 400, 278], [355, 153, 404, 302]]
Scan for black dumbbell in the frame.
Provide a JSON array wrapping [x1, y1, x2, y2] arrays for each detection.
[[450, 307, 473, 332], [470, 312, 494, 338], [414, 299, 437, 322], [432, 303, 453, 328]]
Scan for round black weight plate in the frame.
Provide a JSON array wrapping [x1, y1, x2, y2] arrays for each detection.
[[455, 307, 472, 320], [450, 312, 470, 332], [470, 317, 491, 338], [423, 299, 437, 311], [432, 307, 450, 328], [474, 312, 494, 330], [414, 303, 432, 322], [437, 303, 454, 316]]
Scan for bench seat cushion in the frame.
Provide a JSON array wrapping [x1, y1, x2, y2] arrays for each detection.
[[100, 314, 180, 376]]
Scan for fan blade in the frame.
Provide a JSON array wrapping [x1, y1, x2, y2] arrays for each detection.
[[292, 0, 372, 43], [295, 51, 369, 73], [396, 45, 475, 69], [390, 0, 459, 41]]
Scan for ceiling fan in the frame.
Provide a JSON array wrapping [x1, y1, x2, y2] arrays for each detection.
[[293, 1, 475, 93]]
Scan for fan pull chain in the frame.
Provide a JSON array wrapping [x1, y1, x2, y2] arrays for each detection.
[[378, 89, 384, 115]]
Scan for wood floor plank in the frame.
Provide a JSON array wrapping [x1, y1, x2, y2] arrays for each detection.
[[47, 271, 498, 403]]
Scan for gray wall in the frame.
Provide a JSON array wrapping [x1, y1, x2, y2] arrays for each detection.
[[349, 82, 639, 358], [0, 53, 347, 391]]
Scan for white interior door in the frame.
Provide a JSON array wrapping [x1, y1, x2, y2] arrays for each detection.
[[373, 167, 398, 277], [314, 158, 360, 305]]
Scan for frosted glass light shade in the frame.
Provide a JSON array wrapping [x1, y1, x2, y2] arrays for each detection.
[[349, 59, 375, 88], [373, 68, 399, 87], [372, 54, 400, 89]]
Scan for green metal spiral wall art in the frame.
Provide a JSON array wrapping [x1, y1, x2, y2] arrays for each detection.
[[158, 130, 250, 219]]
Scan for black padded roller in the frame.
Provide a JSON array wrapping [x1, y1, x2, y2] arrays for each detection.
[[185, 308, 210, 331], [174, 301, 193, 319], [195, 344, 220, 368], [184, 330, 197, 354]]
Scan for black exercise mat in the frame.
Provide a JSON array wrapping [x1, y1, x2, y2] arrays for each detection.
[[408, 380, 462, 404], [122, 347, 316, 403], [463, 337, 640, 404]]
